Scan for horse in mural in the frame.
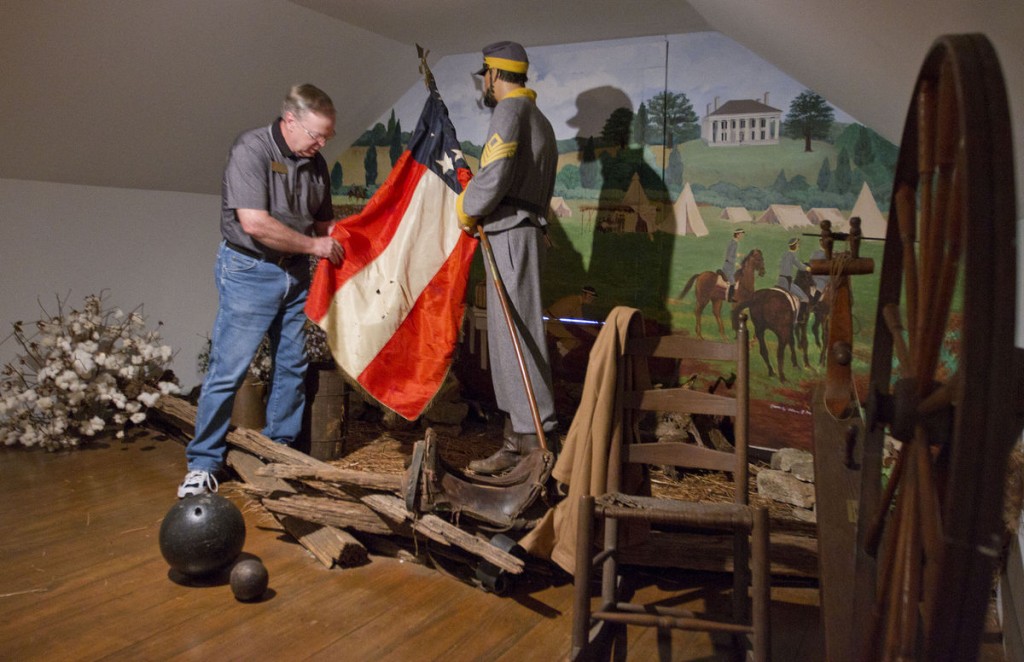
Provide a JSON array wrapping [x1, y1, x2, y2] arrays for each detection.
[[732, 277, 812, 383], [795, 269, 833, 366], [678, 248, 765, 339]]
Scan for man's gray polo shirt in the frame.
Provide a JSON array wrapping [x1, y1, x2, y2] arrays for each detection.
[[220, 118, 333, 260]]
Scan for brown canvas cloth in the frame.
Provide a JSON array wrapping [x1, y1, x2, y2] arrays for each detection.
[[519, 306, 650, 573]]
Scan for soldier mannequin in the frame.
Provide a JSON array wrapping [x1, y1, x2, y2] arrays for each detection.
[[456, 41, 560, 475]]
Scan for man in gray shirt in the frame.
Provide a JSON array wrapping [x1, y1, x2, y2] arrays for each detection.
[[179, 84, 344, 498]]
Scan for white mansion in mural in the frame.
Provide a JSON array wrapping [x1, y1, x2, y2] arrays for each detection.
[[701, 93, 782, 147]]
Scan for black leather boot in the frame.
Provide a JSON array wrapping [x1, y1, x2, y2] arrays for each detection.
[[468, 421, 523, 475]]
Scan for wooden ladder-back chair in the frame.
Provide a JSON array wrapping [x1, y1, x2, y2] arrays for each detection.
[[571, 312, 771, 661]]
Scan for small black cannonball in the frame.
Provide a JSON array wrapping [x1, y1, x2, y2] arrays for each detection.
[[230, 558, 269, 601]]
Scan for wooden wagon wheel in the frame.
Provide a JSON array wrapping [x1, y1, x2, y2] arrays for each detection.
[[854, 34, 1019, 661]]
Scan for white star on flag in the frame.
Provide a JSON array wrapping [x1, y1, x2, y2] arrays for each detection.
[[435, 151, 454, 174]]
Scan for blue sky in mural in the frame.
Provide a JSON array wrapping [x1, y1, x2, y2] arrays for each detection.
[[349, 31, 858, 149]]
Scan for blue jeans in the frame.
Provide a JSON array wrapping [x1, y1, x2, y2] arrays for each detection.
[[186, 242, 311, 472]]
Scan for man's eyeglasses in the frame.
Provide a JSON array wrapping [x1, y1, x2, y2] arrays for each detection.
[[294, 117, 334, 144]]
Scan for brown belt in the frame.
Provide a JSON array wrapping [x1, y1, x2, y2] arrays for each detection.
[[225, 240, 304, 268]]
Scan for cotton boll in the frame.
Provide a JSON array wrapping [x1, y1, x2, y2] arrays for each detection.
[[137, 391, 161, 407]]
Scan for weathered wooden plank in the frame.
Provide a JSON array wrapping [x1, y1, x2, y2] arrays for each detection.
[[811, 385, 867, 661], [258, 463, 402, 493], [227, 448, 369, 568], [362, 494, 525, 575], [262, 493, 400, 537]]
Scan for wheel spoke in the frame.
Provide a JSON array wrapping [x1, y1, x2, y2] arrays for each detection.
[[894, 184, 919, 368], [917, 176, 963, 389], [913, 439, 942, 550], [897, 457, 923, 658], [915, 79, 936, 363], [881, 304, 912, 379], [866, 450, 905, 556]]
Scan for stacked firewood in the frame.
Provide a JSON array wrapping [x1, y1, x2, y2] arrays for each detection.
[[151, 396, 524, 575]]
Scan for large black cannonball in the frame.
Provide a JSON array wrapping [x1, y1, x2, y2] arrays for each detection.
[[159, 494, 246, 577]]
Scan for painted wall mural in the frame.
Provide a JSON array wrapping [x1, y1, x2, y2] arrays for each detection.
[[326, 32, 897, 450]]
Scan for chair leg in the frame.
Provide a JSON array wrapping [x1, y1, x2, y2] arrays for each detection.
[[572, 495, 596, 661], [601, 513, 620, 609], [733, 526, 751, 625], [657, 625, 672, 661], [751, 506, 772, 662]]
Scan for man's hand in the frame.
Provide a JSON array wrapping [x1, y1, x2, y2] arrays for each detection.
[[456, 190, 478, 234], [311, 235, 345, 266]]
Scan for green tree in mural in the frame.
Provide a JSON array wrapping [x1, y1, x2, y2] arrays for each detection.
[[853, 124, 874, 167], [833, 146, 852, 194], [358, 122, 388, 148], [602, 107, 634, 149], [580, 137, 599, 189], [632, 102, 649, 147], [817, 157, 832, 191], [666, 147, 683, 190], [784, 90, 835, 152], [331, 162, 343, 195], [386, 109, 397, 142], [364, 136, 378, 187], [646, 91, 699, 147], [772, 169, 788, 192], [556, 163, 581, 192], [601, 153, 637, 192], [389, 118, 403, 166]]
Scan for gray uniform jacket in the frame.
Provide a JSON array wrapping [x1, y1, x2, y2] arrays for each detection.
[[777, 250, 810, 301], [722, 238, 739, 283], [460, 90, 558, 231]]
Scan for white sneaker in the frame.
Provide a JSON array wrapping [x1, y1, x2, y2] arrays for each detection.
[[177, 469, 218, 498]]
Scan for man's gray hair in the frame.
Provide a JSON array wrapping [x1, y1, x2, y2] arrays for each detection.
[[282, 84, 335, 119]]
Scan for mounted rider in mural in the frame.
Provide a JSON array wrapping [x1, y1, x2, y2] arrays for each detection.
[[721, 228, 745, 303]]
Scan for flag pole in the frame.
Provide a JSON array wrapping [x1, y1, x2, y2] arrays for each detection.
[[476, 224, 548, 450]]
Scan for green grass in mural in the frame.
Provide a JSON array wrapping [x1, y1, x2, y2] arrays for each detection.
[[679, 138, 840, 189]]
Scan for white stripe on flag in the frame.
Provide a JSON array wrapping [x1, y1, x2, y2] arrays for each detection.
[[327, 168, 463, 375]]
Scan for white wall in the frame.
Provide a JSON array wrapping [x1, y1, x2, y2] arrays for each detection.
[[0, 179, 221, 389]]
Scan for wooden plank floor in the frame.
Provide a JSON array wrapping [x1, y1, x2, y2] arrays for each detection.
[[0, 428, 826, 661]]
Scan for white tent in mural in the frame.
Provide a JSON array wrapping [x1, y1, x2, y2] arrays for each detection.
[[720, 206, 752, 222], [755, 204, 811, 229], [666, 182, 709, 236], [851, 182, 888, 239], [806, 207, 845, 228]]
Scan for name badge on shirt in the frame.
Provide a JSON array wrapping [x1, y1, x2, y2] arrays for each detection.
[[271, 161, 288, 174]]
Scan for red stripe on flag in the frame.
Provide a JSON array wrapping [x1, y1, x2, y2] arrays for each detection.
[[305, 150, 422, 322], [356, 231, 477, 419]]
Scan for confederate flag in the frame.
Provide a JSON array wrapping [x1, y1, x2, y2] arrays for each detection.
[[305, 92, 476, 420]]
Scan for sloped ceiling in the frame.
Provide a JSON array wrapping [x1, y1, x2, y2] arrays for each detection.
[[289, 0, 712, 54], [1, 0, 1021, 200]]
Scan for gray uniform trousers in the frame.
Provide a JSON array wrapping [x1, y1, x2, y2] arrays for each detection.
[[484, 222, 558, 435]]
